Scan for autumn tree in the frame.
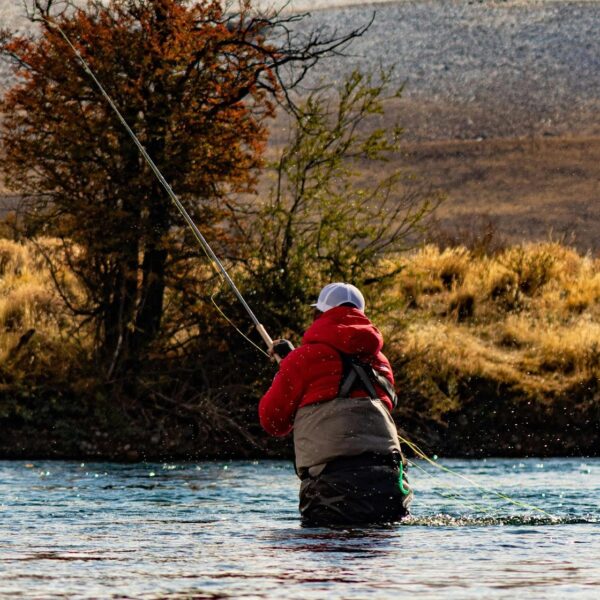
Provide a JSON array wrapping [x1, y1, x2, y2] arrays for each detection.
[[0, 0, 368, 376]]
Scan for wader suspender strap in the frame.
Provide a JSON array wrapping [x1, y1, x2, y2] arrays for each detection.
[[338, 352, 398, 409]]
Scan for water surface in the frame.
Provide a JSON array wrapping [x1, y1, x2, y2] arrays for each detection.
[[1, 458, 598, 598]]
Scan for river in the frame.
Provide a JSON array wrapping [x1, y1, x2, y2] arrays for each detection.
[[0, 458, 598, 598]]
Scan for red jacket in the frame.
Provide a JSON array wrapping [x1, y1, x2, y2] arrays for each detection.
[[258, 306, 396, 437]]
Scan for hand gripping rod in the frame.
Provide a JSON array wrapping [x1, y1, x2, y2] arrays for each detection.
[[45, 18, 274, 351]]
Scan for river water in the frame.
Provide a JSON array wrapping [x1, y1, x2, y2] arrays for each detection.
[[0, 458, 598, 599]]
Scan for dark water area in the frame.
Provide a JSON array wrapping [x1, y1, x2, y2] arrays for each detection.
[[1, 458, 598, 598]]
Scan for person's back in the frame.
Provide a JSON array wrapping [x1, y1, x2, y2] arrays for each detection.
[[259, 283, 412, 526]]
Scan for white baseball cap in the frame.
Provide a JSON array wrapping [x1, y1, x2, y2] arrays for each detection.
[[311, 282, 365, 313]]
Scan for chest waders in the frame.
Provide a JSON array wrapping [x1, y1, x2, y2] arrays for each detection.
[[296, 350, 412, 525], [337, 351, 410, 496]]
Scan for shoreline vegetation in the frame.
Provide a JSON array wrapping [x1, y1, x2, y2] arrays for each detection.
[[0, 235, 598, 460], [0, 0, 598, 461]]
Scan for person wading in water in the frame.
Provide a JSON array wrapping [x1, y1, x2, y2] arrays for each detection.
[[259, 282, 412, 526]]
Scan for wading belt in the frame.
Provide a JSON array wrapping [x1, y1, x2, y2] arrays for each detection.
[[337, 351, 398, 409]]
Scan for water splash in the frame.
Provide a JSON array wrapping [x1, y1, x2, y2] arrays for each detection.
[[402, 513, 600, 528]]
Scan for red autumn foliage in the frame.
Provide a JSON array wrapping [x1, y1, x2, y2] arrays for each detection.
[[0, 0, 285, 374]]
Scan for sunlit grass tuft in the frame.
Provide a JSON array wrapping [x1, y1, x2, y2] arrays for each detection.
[[0, 238, 88, 380], [0, 238, 28, 278], [382, 242, 600, 414]]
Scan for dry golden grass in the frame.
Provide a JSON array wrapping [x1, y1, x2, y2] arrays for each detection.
[[0, 235, 597, 410], [0, 238, 87, 372], [398, 321, 524, 417], [502, 314, 600, 375], [381, 241, 600, 412]]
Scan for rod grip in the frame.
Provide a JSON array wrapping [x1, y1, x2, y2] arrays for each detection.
[[256, 323, 273, 346], [256, 323, 280, 363]]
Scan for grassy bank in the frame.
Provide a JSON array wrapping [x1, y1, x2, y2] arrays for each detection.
[[0, 237, 598, 458], [380, 242, 600, 456]]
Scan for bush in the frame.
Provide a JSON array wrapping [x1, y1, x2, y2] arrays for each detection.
[[499, 244, 557, 297]]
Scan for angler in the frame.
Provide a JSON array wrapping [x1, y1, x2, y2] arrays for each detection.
[[259, 282, 412, 526]]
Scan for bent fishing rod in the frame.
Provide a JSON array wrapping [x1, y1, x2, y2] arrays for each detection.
[[44, 18, 276, 356]]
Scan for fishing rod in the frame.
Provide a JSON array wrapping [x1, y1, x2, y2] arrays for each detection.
[[43, 17, 276, 356]]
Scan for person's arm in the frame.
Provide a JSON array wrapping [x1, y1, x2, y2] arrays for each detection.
[[258, 348, 307, 437]]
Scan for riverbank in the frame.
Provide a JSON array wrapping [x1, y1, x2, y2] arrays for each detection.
[[0, 237, 598, 459], [1, 0, 599, 459], [381, 243, 600, 457]]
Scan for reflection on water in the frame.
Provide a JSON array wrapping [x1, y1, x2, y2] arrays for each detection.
[[0, 458, 599, 599]]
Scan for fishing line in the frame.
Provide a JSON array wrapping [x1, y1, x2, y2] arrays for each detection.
[[42, 16, 275, 355], [406, 458, 498, 515], [399, 435, 553, 517], [179, 232, 269, 358], [210, 289, 270, 358]]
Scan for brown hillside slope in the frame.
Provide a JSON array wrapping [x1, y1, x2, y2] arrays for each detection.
[[4, 133, 599, 253], [402, 135, 600, 254]]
